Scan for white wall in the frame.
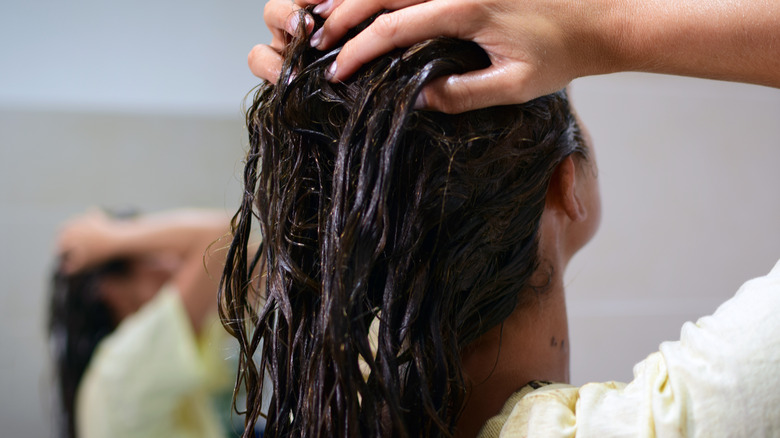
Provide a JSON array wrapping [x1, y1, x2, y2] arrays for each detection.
[[0, 110, 248, 437], [0, 1, 264, 436], [1, 1, 779, 435], [568, 75, 780, 384], [1, 0, 261, 115]]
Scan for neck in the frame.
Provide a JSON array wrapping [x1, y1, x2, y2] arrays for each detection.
[[455, 269, 570, 438]]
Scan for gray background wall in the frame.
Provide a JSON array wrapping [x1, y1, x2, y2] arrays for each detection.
[[1, 1, 779, 436]]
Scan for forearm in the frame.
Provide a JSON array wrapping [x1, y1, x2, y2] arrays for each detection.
[[104, 210, 230, 260], [132, 210, 232, 332], [105, 209, 232, 332], [601, 0, 780, 87]]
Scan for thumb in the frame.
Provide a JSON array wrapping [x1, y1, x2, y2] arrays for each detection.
[[418, 64, 543, 114]]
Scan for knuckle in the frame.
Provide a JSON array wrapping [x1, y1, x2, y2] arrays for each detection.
[[440, 0, 481, 28], [321, 15, 340, 40], [446, 100, 468, 114], [265, 0, 296, 28], [371, 13, 401, 39], [247, 45, 262, 68], [505, 70, 532, 103], [338, 39, 354, 61], [431, 91, 463, 115], [322, 0, 350, 38], [337, 39, 362, 73], [325, 4, 343, 26], [248, 46, 280, 81], [447, 86, 473, 114], [263, 2, 276, 23], [465, 0, 486, 18]]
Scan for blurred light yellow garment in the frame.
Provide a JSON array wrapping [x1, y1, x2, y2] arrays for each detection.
[[77, 286, 235, 438], [479, 258, 780, 438]]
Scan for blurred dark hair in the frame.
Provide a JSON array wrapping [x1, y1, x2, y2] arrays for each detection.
[[49, 209, 136, 438], [220, 11, 586, 438]]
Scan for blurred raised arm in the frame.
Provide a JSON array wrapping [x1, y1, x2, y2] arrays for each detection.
[[57, 209, 232, 331]]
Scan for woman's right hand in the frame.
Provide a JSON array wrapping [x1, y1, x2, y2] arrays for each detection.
[[251, 0, 780, 114], [251, 0, 620, 113], [248, 0, 315, 87], [312, 0, 620, 113]]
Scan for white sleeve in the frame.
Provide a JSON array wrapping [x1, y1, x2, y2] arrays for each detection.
[[492, 259, 780, 438]]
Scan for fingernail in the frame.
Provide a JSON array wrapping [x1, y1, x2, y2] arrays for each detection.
[[312, 0, 333, 16], [325, 61, 338, 81], [310, 28, 323, 48], [303, 14, 314, 32], [414, 92, 427, 109], [286, 14, 300, 35]]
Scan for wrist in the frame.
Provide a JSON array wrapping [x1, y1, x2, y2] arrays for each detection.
[[582, 0, 638, 77], [103, 219, 144, 260], [557, 0, 633, 80]]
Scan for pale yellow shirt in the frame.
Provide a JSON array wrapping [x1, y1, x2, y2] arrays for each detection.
[[479, 258, 780, 438], [76, 286, 235, 438]]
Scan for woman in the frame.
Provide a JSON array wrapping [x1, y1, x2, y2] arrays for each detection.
[[51, 209, 237, 438], [223, 11, 599, 436], [223, 1, 780, 437]]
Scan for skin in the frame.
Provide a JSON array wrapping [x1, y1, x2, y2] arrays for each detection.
[[457, 118, 601, 437], [97, 256, 176, 322], [250, 0, 780, 113], [57, 209, 232, 332]]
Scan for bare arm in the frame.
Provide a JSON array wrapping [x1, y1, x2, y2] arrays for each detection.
[[250, 0, 780, 113], [616, 0, 780, 87], [57, 209, 232, 332]]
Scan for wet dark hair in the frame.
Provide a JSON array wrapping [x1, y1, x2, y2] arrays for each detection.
[[49, 259, 131, 438], [220, 11, 586, 438], [49, 210, 137, 438]]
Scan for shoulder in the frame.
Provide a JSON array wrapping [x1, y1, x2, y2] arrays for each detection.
[[478, 380, 632, 438], [89, 286, 191, 364], [477, 381, 585, 438], [480, 259, 780, 437], [75, 286, 227, 437]]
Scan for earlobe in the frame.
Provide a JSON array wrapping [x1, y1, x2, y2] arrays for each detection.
[[550, 156, 587, 223]]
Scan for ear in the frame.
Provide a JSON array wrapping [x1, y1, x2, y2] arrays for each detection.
[[547, 156, 587, 222]]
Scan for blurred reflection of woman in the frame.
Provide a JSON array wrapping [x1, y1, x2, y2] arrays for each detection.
[[51, 209, 238, 438]]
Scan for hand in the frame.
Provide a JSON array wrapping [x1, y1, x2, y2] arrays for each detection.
[[248, 0, 315, 84], [250, 0, 617, 113], [314, 0, 617, 112], [57, 210, 121, 275]]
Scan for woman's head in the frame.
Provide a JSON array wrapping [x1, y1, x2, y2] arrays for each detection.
[[221, 11, 593, 438]]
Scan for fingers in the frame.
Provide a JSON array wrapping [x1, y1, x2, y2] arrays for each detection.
[[55, 210, 113, 275], [418, 64, 542, 113], [264, 0, 313, 42], [57, 225, 86, 275], [256, 0, 316, 82], [314, 0, 430, 50], [327, 1, 478, 81], [264, 0, 295, 43], [309, 0, 341, 19], [248, 44, 285, 83]]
